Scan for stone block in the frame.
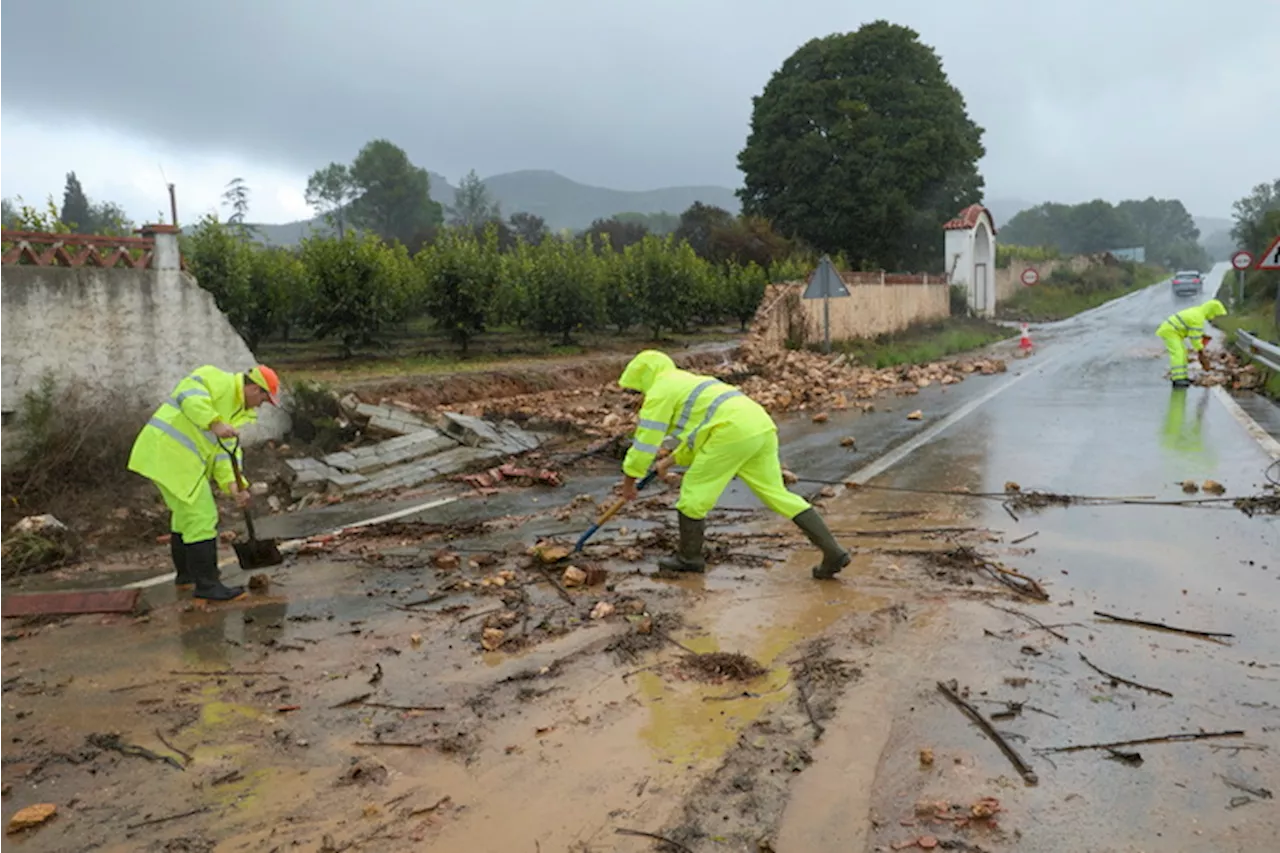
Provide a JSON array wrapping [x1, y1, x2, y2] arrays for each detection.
[[440, 412, 506, 448], [347, 446, 502, 496]]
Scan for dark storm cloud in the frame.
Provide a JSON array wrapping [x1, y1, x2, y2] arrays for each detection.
[[3, 0, 1277, 214]]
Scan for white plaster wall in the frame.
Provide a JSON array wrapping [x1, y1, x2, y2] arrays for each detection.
[[1, 265, 289, 444]]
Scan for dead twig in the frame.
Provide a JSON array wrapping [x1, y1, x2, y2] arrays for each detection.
[[1010, 531, 1040, 545], [401, 592, 449, 608], [168, 669, 281, 676], [1218, 774, 1273, 800], [794, 667, 825, 741], [1078, 653, 1173, 698], [353, 740, 436, 748], [459, 606, 505, 624], [330, 692, 374, 709], [935, 681, 1038, 785], [986, 603, 1070, 642], [126, 806, 211, 830], [154, 729, 193, 765], [363, 702, 446, 712], [211, 770, 243, 786], [1042, 730, 1245, 753], [614, 827, 694, 853], [1093, 610, 1234, 641], [654, 627, 698, 655], [406, 795, 452, 817]]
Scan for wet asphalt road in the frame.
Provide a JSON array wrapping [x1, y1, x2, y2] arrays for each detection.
[[775, 261, 1280, 851]]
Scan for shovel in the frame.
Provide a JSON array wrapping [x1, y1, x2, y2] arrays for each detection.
[[220, 439, 284, 570], [573, 469, 658, 553]]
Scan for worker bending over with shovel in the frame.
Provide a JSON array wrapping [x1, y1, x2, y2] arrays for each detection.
[[616, 350, 850, 579], [128, 365, 281, 601], [1156, 298, 1226, 388]]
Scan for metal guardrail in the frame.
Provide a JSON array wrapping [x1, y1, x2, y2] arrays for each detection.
[[1236, 329, 1280, 373]]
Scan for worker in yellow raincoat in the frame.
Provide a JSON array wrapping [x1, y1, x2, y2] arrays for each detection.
[[1156, 299, 1225, 388], [128, 365, 281, 601], [616, 350, 850, 579]]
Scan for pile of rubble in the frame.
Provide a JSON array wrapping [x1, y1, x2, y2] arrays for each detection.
[[284, 397, 548, 499], [1194, 349, 1268, 391]]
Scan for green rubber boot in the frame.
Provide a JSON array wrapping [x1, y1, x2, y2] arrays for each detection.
[[793, 508, 851, 580], [657, 512, 707, 574]]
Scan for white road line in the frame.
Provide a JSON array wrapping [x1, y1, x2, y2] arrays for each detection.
[[124, 495, 459, 590], [841, 349, 1072, 487], [1209, 386, 1280, 461]]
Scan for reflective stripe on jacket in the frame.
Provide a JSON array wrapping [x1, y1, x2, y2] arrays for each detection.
[[618, 350, 775, 478], [127, 365, 257, 501]]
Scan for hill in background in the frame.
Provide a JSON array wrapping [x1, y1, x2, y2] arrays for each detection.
[[250, 170, 742, 246]]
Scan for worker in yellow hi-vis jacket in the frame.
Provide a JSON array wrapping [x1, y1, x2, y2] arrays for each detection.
[[615, 350, 850, 579], [1156, 298, 1226, 388], [128, 364, 281, 601]]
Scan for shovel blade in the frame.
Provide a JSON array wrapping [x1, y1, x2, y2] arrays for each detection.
[[233, 538, 284, 570]]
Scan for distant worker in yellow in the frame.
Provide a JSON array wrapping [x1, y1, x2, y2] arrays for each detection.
[[1156, 298, 1226, 388], [615, 350, 850, 579], [128, 365, 281, 601]]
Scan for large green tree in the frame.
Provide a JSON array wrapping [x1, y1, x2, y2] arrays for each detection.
[[60, 172, 92, 233], [738, 21, 985, 271], [348, 139, 444, 245], [305, 162, 355, 234], [1231, 178, 1280, 253]]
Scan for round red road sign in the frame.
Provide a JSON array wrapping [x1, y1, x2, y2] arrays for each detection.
[[1231, 250, 1254, 271], [1020, 267, 1039, 286]]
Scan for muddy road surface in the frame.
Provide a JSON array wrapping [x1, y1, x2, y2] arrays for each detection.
[[4, 268, 1279, 852]]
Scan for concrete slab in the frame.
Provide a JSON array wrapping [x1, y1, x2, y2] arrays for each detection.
[[321, 429, 458, 475], [3, 589, 143, 617], [440, 411, 506, 447], [347, 446, 504, 496], [355, 403, 431, 437]]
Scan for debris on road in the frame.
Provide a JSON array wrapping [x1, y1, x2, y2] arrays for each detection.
[[458, 462, 563, 490], [1093, 610, 1235, 641], [675, 651, 767, 684], [936, 680, 1038, 785], [6, 803, 57, 835], [2, 589, 143, 618], [1042, 730, 1246, 753], [1078, 652, 1174, 698]]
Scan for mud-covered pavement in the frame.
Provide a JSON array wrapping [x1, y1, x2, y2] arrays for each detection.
[[4, 264, 1279, 852]]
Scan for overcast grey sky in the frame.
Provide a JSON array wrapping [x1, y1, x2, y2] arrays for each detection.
[[2, 0, 1276, 225]]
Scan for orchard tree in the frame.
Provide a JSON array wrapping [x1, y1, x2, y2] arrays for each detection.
[[60, 172, 93, 233], [623, 235, 706, 338], [738, 21, 985, 270], [722, 262, 769, 330], [417, 226, 501, 354], [348, 139, 444, 245], [449, 170, 501, 228], [183, 215, 256, 340], [305, 162, 355, 234], [525, 236, 602, 344], [599, 237, 639, 333], [1230, 178, 1280, 252], [583, 216, 648, 252], [301, 233, 411, 357]]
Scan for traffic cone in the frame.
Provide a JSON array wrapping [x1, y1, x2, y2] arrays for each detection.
[[1018, 323, 1033, 353]]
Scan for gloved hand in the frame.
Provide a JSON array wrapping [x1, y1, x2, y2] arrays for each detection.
[[1198, 350, 1211, 370], [1201, 334, 1212, 346]]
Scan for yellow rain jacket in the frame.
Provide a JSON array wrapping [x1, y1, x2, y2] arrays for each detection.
[[1160, 299, 1226, 352], [618, 350, 774, 478], [128, 366, 257, 502]]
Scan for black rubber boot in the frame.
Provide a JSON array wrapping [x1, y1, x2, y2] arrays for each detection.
[[657, 512, 707, 574], [793, 508, 851, 580], [188, 538, 246, 602], [171, 533, 194, 591], [1172, 379, 1190, 389]]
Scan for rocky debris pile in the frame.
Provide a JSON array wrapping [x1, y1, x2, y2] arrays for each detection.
[[284, 407, 547, 499], [725, 335, 1006, 413], [1194, 349, 1268, 390]]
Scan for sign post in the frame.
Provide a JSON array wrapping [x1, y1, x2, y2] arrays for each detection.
[[1020, 268, 1040, 287], [1255, 237, 1280, 328], [1231, 250, 1254, 309], [802, 255, 850, 353]]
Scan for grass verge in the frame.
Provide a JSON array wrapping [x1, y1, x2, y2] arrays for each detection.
[[832, 317, 1015, 369], [997, 263, 1165, 322]]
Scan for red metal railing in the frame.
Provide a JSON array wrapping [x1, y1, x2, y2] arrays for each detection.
[[0, 230, 157, 270]]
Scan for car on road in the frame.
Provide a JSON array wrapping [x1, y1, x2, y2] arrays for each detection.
[[1171, 270, 1203, 297]]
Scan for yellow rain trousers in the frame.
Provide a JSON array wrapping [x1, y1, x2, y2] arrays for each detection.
[[1155, 299, 1226, 382], [619, 350, 811, 521], [127, 366, 257, 544]]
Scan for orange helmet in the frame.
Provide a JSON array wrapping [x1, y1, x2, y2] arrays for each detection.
[[247, 365, 281, 405]]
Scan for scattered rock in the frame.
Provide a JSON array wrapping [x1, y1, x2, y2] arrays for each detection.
[[811, 412, 829, 423], [918, 747, 934, 766], [337, 758, 388, 787], [907, 410, 923, 421], [1004, 481, 1021, 493], [562, 566, 588, 588], [432, 550, 460, 570], [247, 573, 270, 591], [840, 436, 856, 448], [11, 515, 67, 535], [589, 601, 616, 620], [1203, 480, 1226, 495], [6, 803, 56, 834], [410, 633, 423, 648], [781, 469, 799, 485], [581, 564, 608, 586], [481, 627, 506, 651], [1181, 480, 1200, 494], [531, 542, 572, 564]]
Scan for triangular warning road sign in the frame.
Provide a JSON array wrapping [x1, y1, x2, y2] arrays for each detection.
[[1256, 235, 1280, 270], [802, 255, 850, 299]]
